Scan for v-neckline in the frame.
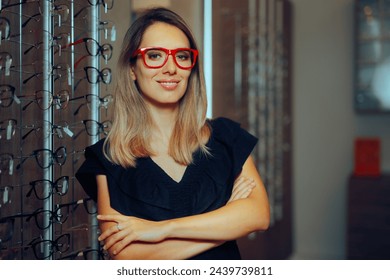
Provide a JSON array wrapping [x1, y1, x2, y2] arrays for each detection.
[[147, 157, 189, 184]]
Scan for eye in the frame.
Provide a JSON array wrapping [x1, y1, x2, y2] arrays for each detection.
[[176, 51, 191, 61], [146, 50, 164, 61]]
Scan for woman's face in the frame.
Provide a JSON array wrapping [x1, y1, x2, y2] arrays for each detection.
[[130, 22, 192, 108]]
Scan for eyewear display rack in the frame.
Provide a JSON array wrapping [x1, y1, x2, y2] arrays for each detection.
[[0, 0, 114, 260], [212, 0, 292, 259]]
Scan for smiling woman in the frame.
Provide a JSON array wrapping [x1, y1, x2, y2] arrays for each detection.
[[75, 7, 270, 260]]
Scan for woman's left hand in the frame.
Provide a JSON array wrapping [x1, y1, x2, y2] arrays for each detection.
[[97, 214, 168, 255]]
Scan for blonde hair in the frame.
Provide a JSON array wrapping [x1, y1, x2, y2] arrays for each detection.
[[104, 7, 211, 167]]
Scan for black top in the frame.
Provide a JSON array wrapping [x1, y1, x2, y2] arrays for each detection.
[[76, 117, 258, 260]]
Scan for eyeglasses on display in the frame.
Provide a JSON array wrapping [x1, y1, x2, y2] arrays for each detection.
[[71, 119, 112, 139], [0, 153, 14, 175], [21, 120, 74, 140], [55, 198, 96, 224], [0, 84, 20, 108], [26, 176, 69, 200], [21, 89, 70, 111], [25, 233, 70, 260], [62, 37, 113, 67], [84, 66, 112, 84], [25, 208, 63, 230], [71, 94, 113, 116], [16, 146, 67, 170], [59, 247, 107, 260]]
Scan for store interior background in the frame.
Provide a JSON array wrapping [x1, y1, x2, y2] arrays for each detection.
[[2, 0, 387, 260], [121, 0, 390, 259]]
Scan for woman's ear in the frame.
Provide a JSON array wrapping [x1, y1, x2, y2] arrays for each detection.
[[130, 66, 137, 81]]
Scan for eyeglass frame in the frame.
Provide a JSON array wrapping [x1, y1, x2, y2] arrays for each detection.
[[0, 152, 14, 175], [83, 66, 112, 84], [26, 233, 70, 260], [25, 208, 64, 230], [64, 37, 113, 58], [0, 209, 62, 233], [0, 84, 20, 108], [23, 62, 72, 85], [26, 176, 69, 200], [1, 0, 41, 12], [71, 94, 113, 116], [71, 119, 112, 139], [87, 0, 114, 9], [16, 146, 67, 170], [23, 32, 71, 57], [73, 0, 114, 18], [21, 120, 74, 140], [58, 246, 107, 260], [55, 198, 96, 224], [132, 47, 198, 70], [21, 89, 71, 111], [62, 38, 113, 68], [0, 15, 40, 42]]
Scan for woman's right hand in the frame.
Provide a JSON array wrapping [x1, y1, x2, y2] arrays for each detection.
[[227, 176, 256, 203]]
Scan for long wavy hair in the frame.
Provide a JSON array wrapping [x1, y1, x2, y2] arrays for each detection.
[[103, 7, 211, 167]]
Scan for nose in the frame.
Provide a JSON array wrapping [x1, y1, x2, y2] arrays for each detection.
[[162, 54, 177, 74]]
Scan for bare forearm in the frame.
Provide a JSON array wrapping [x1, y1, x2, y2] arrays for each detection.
[[162, 192, 269, 241], [110, 238, 222, 260]]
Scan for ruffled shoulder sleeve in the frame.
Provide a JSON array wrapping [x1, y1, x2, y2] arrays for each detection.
[[75, 138, 113, 201], [210, 117, 258, 178]]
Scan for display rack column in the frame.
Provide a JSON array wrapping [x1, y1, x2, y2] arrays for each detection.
[[88, 3, 100, 257], [41, 0, 54, 259]]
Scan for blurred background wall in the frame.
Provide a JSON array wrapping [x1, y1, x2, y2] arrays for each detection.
[[109, 0, 390, 259], [291, 0, 390, 259]]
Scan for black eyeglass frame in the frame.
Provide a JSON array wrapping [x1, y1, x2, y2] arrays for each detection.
[[26, 176, 69, 200], [16, 146, 67, 170]]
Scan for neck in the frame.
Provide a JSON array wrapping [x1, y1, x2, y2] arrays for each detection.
[[146, 102, 179, 142]]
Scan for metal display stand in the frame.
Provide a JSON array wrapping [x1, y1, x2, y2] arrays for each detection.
[[0, 0, 114, 260]]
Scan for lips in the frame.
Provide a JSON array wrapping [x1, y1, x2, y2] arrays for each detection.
[[158, 80, 180, 90]]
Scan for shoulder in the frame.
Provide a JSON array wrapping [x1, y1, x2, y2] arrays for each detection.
[[84, 138, 107, 160], [208, 117, 255, 144], [209, 117, 240, 129], [206, 117, 258, 179], [209, 117, 239, 137], [83, 138, 116, 169], [85, 138, 105, 154]]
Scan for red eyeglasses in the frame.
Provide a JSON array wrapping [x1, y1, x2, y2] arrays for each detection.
[[133, 47, 198, 70]]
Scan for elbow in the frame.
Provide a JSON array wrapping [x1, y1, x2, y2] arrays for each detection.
[[258, 214, 270, 231], [238, 199, 270, 235], [253, 205, 270, 232], [108, 248, 139, 260]]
